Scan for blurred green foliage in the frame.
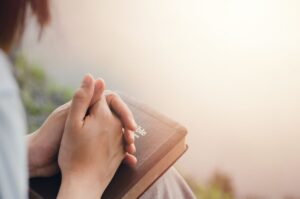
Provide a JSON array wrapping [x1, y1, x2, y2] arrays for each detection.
[[14, 55, 72, 132], [185, 171, 234, 199]]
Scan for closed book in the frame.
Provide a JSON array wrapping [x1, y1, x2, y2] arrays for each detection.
[[30, 94, 188, 199]]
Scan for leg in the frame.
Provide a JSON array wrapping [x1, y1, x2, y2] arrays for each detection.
[[139, 167, 196, 199]]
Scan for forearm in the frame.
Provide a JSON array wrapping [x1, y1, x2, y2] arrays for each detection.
[[27, 131, 40, 177], [27, 103, 69, 178], [27, 130, 59, 178], [57, 175, 104, 199]]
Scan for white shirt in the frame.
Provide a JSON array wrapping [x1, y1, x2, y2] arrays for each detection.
[[0, 49, 28, 199]]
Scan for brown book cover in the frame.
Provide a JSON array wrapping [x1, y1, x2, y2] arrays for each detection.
[[29, 94, 188, 199]]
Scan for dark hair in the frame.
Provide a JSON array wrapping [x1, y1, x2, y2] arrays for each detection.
[[0, 0, 50, 52]]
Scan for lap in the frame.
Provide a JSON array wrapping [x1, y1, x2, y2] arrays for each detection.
[[139, 167, 196, 199]]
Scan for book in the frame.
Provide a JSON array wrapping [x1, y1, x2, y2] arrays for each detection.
[[29, 94, 188, 199]]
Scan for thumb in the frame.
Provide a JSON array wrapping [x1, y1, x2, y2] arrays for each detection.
[[68, 74, 95, 125]]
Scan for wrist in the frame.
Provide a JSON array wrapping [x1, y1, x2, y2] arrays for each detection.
[[58, 173, 104, 199]]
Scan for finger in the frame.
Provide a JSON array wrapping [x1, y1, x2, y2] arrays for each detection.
[[90, 78, 105, 106], [125, 143, 136, 154], [68, 74, 95, 125], [124, 129, 135, 145], [89, 91, 111, 117], [106, 92, 137, 131], [123, 153, 137, 167]]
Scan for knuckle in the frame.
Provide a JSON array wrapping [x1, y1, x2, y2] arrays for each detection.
[[66, 118, 81, 131], [73, 89, 86, 102], [70, 121, 80, 130], [106, 91, 120, 102], [53, 102, 70, 114], [104, 89, 112, 94], [111, 92, 120, 98]]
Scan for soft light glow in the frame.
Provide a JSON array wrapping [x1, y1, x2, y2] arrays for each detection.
[[22, 0, 300, 198]]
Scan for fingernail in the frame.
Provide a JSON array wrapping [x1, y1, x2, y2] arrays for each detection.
[[132, 119, 138, 130], [81, 74, 92, 87], [130, 131, 135, 142], [126, 144, 136, 154], [131, 144, 136, 154]]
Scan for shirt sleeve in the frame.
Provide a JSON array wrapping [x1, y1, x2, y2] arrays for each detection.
[[0, 51, 28, 199]]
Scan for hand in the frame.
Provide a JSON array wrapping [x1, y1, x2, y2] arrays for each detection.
[[27, 101, 70, 177], [27, 76, 137, 178], [57, 75, 126, 198]]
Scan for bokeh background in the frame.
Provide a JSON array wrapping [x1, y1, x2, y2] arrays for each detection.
[[19, 0, 300, 198]]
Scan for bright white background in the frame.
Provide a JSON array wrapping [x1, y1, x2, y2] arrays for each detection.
[[22, 0, 300, 198]]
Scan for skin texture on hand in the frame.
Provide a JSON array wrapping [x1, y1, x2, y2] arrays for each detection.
[[27, 102, 70, 177], [27, 76, 137, 178], [57, 75, 126, 198]]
